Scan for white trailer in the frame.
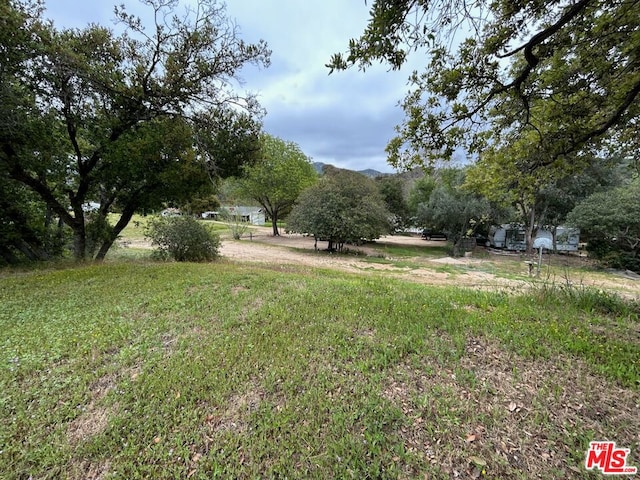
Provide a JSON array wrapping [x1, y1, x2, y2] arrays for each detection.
[[489, 224, 526, 250], [489, 224, 580, 252], [554, 226, 580, 252]]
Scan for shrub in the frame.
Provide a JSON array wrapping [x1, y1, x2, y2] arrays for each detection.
[[220, 210, 251, 240], [145, 215, 221, 262]]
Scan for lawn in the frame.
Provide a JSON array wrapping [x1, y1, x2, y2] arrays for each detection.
[[0, 261, 638, 479]]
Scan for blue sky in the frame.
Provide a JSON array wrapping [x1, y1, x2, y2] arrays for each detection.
[[43, 0, 417, 173]]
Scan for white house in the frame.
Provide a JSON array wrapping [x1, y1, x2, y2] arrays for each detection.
[[202, 206, 265, 225]]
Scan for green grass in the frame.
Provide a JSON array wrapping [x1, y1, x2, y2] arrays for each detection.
[[108, 214, 149, 240], [0, 261, 638, 479], [366, 241, 450, 258]]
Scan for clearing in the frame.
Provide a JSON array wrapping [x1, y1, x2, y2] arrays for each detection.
[[121, 223, 640, 298]]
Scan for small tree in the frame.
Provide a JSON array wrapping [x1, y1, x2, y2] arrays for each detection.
[[287, 168, 392, 251], [145, 216, 221, 262], [240, 134, 317, 236], [567, 180, 640, 272]]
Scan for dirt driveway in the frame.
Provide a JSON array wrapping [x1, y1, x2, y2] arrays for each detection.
[[120, 226, 639, 296], [213, 228, 640, 297]]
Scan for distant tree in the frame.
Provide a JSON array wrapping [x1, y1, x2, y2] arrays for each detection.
[[407, 175, 437, 220], [465, 132, 626, 252], [464, 134, 569, 253], [376, 176, 410, 232], [217, 177, 255, 206], [240, 134, 317, 236], [182, 193, 220, 216], [415, 170, 493, 253], [567, 180, 640, 272], [1, 0, 270, 261], [287, 167, 392, 251], [535, 159, 627, 237]]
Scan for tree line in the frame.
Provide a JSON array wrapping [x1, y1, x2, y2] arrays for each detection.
[[2, 0, 638, 272]]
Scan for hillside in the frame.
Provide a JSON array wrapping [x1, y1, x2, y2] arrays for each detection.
[[312, 161, 388, 178]]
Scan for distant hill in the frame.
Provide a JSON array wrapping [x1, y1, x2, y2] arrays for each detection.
[[312, 162, 387, 178]]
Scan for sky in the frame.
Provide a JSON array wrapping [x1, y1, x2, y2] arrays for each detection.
[[43, 0, 419, 173]]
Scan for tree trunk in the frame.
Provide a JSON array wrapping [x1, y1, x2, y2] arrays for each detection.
[[525, 205, 536, 254], [95, 203, 137, 260], [271, 210, 279, 236], [95, 235, 116, 261], [17, 239, 50, 261], [72, 226, 87, 261]]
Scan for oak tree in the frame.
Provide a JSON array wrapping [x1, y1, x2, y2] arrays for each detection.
[[287, 167, 392, 251], [239, 134, 317, 236], [329, 0, 640, 170], [1, 0, 270, 260]]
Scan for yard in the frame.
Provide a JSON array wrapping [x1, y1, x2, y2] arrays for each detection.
[[115, 216, 640, 299], [1, 222, 638, 479]]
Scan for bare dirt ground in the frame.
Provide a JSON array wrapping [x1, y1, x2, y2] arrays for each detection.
[[120, 226, 640, 296], [211, 227, 639, 297]]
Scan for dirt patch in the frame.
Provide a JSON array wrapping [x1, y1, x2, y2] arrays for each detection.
[[67, 373, 117, 445], [231, 285, 250, 295], [118, 231, 640, 296], [67, 404, 115, 445], [68, 460, 111, 480], [203, 383, 266, 434]]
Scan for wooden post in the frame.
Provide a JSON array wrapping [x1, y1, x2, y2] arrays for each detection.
[[537, 246, 543, 276]]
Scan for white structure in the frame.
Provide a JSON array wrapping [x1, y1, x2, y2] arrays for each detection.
[[202, 206, 265, 225], [489, 224, 525, 250], [489, 224, 580, 252], [160, 208, 182, 217], [554, 226, 580, 252]]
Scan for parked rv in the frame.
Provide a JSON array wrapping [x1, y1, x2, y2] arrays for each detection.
[[489, 224, 526, 250], [553, 226, 580, 252], [489, 224, 580, 252]]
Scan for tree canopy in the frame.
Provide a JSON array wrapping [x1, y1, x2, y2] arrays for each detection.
[[287, 167, 392, 251], [239, 134, 317, 236], [1, 0, 270, 261], [567, 179, 640, 272], [376, 176, 411, 232], [329, 0, 640, 170]]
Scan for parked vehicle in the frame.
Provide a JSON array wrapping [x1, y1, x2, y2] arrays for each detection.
[[421, 229, 448, 240], [488, 224, 580, 252], [554, 226, 580, 252], [488, 224, 523, 249]]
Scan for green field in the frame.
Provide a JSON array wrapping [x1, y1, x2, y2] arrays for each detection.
[[1, 260, 638, 479]]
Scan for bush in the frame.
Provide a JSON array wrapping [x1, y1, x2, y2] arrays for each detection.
[[220, 210, 251, 240], [145, 216, 221, 262]]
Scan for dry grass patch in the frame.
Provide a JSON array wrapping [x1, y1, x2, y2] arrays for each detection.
[[67, 373, 118, 445], [202, 382, 267, 435], [68, 459, 111, 480]]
